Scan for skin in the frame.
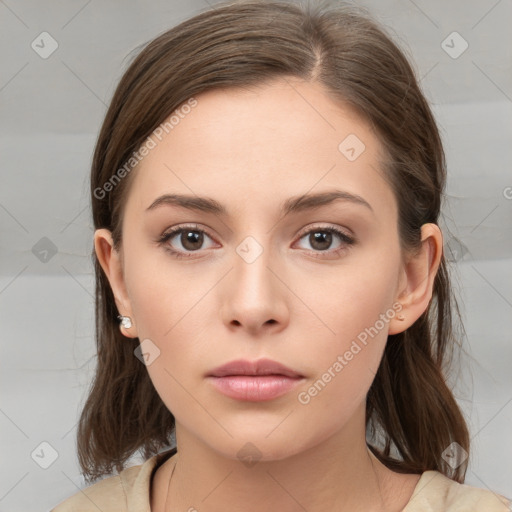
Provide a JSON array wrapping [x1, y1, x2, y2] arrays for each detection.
[[95, 77, 442, 511]]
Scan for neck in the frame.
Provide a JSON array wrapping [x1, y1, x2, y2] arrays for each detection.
[[163, 408, 410, 512]]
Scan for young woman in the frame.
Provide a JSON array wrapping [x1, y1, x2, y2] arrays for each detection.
[[51, 0, 511, 510]]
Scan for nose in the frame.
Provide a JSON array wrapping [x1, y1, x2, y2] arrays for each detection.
[[221, 236, 289, 335]]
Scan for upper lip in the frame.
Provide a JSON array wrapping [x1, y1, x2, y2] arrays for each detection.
[[208, 358, 304, 378]]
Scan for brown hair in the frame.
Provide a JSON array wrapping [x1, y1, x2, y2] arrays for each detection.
[[79, 0, 470, 484]]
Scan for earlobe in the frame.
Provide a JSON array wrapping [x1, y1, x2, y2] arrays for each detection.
[[94, 229, 137, 337], [388, 223, 443, 335]]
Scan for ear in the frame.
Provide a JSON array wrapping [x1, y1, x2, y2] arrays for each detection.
[[94, 228, 138, 338], [388, 223, 443, 335]]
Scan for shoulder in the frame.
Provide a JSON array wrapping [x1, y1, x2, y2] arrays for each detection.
[[404, 470, 511, 511], [50, 449, 176, 512], [49, 465, 140, 512]]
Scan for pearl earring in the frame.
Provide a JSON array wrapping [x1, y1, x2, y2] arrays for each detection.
[[118, 315, 132, 329]]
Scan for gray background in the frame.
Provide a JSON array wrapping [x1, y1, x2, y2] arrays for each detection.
[[0, 0, 511, 510]]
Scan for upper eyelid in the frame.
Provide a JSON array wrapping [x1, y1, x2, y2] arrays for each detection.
[[163, 223, 216, 240], [295, 224, 353, 239]]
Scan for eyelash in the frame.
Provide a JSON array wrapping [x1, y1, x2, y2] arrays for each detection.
[[157, 223, 355, 260]]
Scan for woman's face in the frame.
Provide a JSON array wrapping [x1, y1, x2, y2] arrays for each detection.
[[97, 78, 412, 461]]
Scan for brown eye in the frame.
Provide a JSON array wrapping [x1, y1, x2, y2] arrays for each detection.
[[308, 231, 333, 251], [295, 226, 355, 257], [179, 230, 204, 251], [158, 224, 216, 258]]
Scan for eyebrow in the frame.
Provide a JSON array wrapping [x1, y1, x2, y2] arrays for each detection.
[[145, 189, 374, 217]]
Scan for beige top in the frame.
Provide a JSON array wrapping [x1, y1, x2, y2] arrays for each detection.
[[51, 448, 511, 511]]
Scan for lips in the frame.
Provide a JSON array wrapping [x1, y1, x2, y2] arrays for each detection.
[[207, 357, 304, 379], [207, 358, 305, 401]]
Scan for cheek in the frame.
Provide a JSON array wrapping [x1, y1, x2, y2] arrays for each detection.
[[122, 244, 211, 381], [124, 254, 207, 418], [295, 286, 390, 426], [291, 248, 400, 347], [124, 240, 192, 339], [292, 252, 399, 408]]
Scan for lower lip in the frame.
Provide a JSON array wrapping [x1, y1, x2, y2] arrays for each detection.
[[207, 375, 304, 401]]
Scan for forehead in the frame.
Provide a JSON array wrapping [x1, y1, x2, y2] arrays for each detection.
[[124, 78, 396, 221]]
